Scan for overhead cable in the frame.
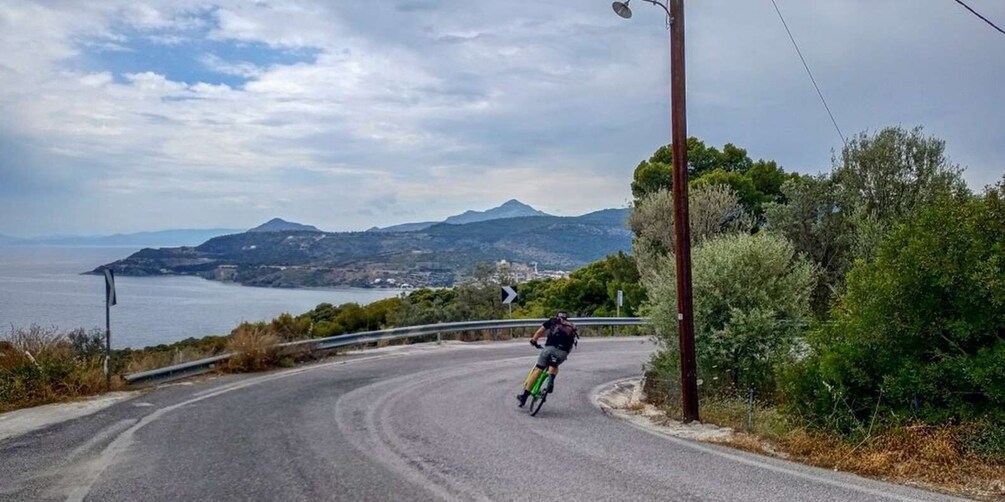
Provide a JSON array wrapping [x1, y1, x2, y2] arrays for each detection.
[[769, 0, 846, 145], [953, 0, 1005, 38]]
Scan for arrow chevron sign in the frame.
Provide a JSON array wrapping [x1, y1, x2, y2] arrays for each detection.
[[500, 285, 518, 304]]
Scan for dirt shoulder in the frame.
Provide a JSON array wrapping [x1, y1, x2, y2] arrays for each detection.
[[593, 378, 1004, 501]]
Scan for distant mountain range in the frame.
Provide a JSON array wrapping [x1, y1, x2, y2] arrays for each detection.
[[1, 200, 549, 246], [0, 218, 326, 248], [94, 204, 632, 289], [369, 199, 548, 232], [0, 228, 243, 247]]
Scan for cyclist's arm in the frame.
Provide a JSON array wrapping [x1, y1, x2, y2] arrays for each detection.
[[530, 326, 546, 344]]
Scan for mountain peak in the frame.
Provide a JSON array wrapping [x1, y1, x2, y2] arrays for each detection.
[[500, 199, 531, 209], [370, 199, 550, 232], [249, 218, 321, 233], [443, 200, 548, 225]]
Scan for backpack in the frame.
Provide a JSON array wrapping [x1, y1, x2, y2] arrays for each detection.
[[546, 319, 579, 352]]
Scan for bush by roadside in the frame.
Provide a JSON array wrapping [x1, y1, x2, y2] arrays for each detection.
[[0, 326, 121, 413], [784, 187, 1005, 432], [225, 323, 279, 372]]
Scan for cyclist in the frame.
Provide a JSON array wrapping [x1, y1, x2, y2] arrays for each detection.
[[517, 311, 579, 407]]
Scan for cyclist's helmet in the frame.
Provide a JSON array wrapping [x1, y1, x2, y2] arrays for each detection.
[[556, 311, 569, 320]]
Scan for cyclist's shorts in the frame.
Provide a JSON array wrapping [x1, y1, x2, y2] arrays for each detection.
[[536, 346, 569, 368]]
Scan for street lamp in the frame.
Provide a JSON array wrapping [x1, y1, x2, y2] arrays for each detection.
[[612, 1, 633, 18], [613, 0, 699, 423]]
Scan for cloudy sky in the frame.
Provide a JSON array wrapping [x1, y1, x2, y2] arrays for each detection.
[[0, 0, 1002, 236]]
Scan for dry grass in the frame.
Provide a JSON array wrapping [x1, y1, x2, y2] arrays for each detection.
[[122, 345, 222, 375], [224, 324, 279, 372], [685, 396, 1005, 500], [766, 426, 1005, 499], [0, 326, 126, 413]]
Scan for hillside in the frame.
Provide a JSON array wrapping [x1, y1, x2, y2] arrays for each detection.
[[249, 218, 321, 233], [95, 208, 631, 288]]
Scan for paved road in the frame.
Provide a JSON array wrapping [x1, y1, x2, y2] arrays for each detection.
[[0, 339, 960, 501]]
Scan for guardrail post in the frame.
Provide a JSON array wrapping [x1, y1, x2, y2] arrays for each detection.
[[437, 331, 442, 345]]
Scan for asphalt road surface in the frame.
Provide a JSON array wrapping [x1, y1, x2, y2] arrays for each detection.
[[0, 338, 961, 501]]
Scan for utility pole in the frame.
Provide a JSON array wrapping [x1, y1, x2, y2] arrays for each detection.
[[612, 0, 699, 422], [668, 0, 699, 423]]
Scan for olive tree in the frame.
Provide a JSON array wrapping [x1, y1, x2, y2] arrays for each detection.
[[644, 233, 816, 396], [629, 184, 753, 283]]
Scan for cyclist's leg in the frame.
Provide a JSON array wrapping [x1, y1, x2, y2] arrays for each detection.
[[544, 348, 569, 392], [518, 353, 550, 405], [525, 366, 544, 391], [526, 347, 555, 390], [518, 366, 544, 406]]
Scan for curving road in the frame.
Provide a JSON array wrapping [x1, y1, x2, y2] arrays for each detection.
[[1, 339, 960, 502]]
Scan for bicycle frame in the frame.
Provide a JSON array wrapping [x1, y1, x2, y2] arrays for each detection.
[[529, 369, 552, 396]]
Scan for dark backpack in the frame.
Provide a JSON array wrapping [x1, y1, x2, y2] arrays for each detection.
[[546, 319, 579, 352]]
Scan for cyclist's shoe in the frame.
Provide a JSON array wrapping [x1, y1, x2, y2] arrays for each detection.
[[517, 393, 528, 407], [547, 383, 555, 394]]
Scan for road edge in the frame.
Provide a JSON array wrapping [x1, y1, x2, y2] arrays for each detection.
[[590, 378, 962, 502], [0, 392, 141, 442]]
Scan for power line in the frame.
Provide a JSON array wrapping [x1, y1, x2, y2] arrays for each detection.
[[953, 0, 1005, 38], [769, 0, 846, 145]]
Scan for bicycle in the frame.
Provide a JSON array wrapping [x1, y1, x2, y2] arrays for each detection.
[[524, 348, 560, 417]]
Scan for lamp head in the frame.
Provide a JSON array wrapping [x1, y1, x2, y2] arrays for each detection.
[[612, 1, 632, 19]]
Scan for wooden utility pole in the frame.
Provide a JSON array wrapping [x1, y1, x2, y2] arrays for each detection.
[[669, 0, 699, 423]]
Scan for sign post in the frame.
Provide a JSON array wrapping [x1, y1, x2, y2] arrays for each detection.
[[616, 289, 624, 335], [103, 267, 117, 390]]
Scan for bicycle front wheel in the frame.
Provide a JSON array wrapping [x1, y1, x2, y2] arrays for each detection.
[[529, 392, 547, 416], [530, 375, 551, 416]]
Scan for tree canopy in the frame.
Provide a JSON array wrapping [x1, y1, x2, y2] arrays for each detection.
[[630, 137, 795, 216]]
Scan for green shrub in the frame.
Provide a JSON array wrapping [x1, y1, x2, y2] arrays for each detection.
[[644, 232, 816, 398], [67, 328, 105, 360], [270, 313, 311, 341], [786, 182, 1005, 431]]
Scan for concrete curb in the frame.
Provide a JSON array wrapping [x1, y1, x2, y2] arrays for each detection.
[[592, 377, 734, 441]]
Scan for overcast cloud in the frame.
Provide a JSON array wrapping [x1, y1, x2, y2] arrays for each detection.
[[0, 0, 1002, 236]]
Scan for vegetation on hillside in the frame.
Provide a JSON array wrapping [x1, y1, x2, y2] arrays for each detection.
[[632, 126, 1004, 496]]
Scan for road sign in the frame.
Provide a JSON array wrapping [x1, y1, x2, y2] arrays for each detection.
[[104, 268, 117, 306], [500, 285, 518, 304], [102, 267, 116, 390], [617, 289, 623, 307]]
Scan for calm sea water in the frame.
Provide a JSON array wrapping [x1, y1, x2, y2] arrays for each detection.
[[0, 247, 403, 349]]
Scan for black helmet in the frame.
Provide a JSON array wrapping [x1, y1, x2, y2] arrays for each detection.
[[556, 311, 569, 320]]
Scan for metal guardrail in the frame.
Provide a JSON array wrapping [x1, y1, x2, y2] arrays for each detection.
[[123, 317, 647, 386]]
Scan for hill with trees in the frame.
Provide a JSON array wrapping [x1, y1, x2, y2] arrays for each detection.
[[95, 208, 631, 288]]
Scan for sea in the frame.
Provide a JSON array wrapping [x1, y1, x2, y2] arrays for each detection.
[[0, 247, 404, 349]]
